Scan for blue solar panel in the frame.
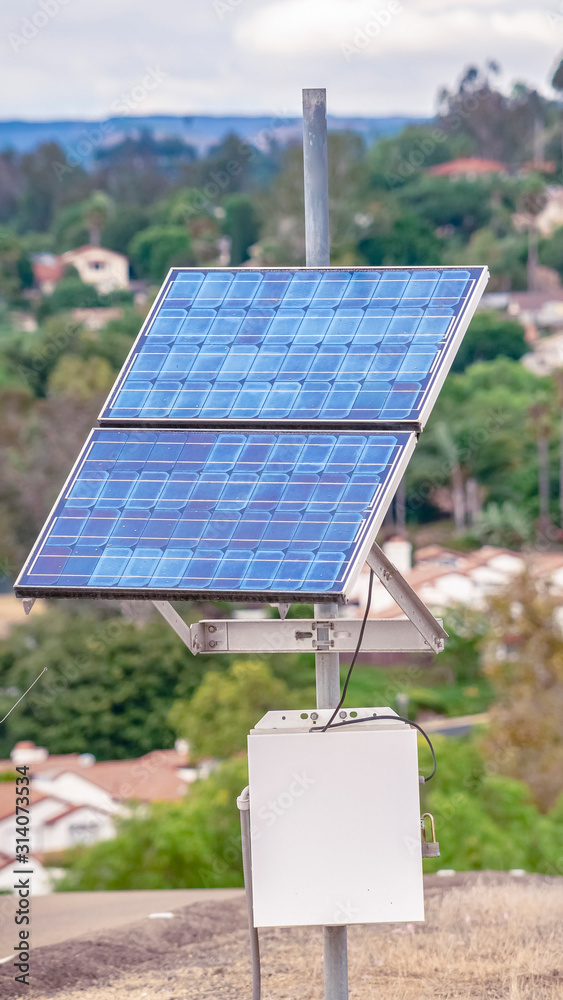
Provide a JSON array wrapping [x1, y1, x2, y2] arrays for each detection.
[[99, 267, 488, 427], [15, 428, 415, 601]]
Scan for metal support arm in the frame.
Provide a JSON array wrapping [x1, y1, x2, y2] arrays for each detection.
[[366, 542, 447, 654], [152, 601, 193, 648]]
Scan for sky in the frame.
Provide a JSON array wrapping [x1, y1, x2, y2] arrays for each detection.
[[0, 0, 561, 120]]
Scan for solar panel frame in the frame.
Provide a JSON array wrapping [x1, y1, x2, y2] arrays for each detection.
[[14, 427, 416, 604], [98, 265, 489, 431]]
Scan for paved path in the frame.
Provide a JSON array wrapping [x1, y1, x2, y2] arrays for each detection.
[[0, 888, 244, 959]]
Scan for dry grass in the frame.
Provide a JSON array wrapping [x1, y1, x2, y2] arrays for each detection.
[[19, 875, 563, 999]]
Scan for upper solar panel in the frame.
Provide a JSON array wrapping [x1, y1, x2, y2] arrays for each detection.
[[14, 428, 415, 603], [99, 266, 488, 429]]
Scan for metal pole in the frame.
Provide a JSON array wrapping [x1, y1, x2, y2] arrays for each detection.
[[314, 601, 348, 1000], [302, 88, 330, 267], [303, 85, 347, 1000]]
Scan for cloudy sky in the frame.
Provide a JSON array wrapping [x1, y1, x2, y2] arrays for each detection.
[[0, 0, 561, 120]]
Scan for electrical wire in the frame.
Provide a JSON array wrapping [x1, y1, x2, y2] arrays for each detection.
[[312, 713, 437, 782], [320, 568, 375, 733]]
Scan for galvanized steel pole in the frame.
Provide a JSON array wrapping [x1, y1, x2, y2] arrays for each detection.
[[304, 86, 348, 1000], [302, 88, 330, 267]]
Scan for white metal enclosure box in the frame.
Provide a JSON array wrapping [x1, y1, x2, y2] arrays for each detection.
[[247, 708, 424, 928]]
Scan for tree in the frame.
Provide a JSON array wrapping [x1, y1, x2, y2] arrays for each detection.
[[169, 660, 297, 761], [47, 355, 114, 400], [128, 225, 194, 282], [81, 191, 115, 246], [407, 358, 553, 524], [222, 194, 260, 265], [450, 311, 527, 373], [473, 501, 533, 549], [528, 401, 552, 536], [0, 227, 33, 302], [42, 272, 100, 313], [398, 176, 493, 238], [483, 572, 563, 811], [0, 606, 208, 760], [358, 213, 442, 267], [58, 757, 248, 890], [367, 124, 470, 189], [539, 226, 563, 279]]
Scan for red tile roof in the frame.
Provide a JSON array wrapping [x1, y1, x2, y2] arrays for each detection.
[[0, 785, 51, 822], [32, 748, 189, 803], [427, 158, 507, 177]]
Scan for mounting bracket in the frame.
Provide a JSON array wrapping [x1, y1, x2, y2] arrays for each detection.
[[366, 542, 447, 654]]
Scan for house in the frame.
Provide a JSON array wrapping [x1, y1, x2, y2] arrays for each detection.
[[348, 539, 563, 621], [31, 252, 65, 295], [528, 185, 563, 237], [0, 740, 195, 889], [427, 157, 507, 180], [60, 245, 129, 295], [521, 330, 563, 375], [71, 307, 124, 330]]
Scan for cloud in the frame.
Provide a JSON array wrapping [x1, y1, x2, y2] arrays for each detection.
[[235, 0, 554, 57], [0, 0, 558, 119]]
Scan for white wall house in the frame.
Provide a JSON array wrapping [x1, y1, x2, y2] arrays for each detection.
[[60, 245, 129, 294]]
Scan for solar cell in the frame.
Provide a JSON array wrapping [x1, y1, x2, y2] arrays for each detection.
[[100, 266, 488, 428], [15, 428, 415, 602]]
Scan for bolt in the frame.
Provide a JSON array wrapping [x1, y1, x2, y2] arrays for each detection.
[[208, 640, 217, 648], [339, 711, 347, 718], [310, 712, 318, 721], [208, 625, 217, 633]]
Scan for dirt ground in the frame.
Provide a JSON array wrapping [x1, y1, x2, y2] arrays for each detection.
[[1, 872, 562, 1000]]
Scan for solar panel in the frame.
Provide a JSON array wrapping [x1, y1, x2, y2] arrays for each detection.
[[14, 428, 415, 603], [99, 266, 488, 429]]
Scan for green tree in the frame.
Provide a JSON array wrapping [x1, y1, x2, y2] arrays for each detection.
[[407, 358, 554, 523], [128, 225, 194, 282], [367, 125, 470, 189], [58, 756, 248, 890], [59, 736, 563, 889], [483, 572, 563, 811], [398, 176, 493, 238], [0, 227, 33, 302], [450, 311, 527, 373], [42, 272, 100, 313], [47, 355, 115, 400], [169, 659, 297, 761], [473, 501, 533, 548], [420, 735, 563, 873], [539, 226, 563, 279], [222, 194, 260, 265], [3, 314, 82, 397], [358, 213, 442, 267], [100, 206, 152, 256], [0, 606, 208, 760]]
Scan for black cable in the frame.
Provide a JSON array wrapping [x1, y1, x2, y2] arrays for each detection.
[[320, 569, 375, 733], [312, 713, 437, 782]]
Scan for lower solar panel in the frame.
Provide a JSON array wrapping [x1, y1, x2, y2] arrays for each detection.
[[14, 429, 416, 602]]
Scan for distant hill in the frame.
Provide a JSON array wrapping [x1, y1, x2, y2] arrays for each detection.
[[0, 114, 428, 159]]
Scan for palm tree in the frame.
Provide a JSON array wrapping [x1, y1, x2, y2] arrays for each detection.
[[551, 57, 563, 178], [528, 401, 551, 537], [554, 370, 563, 529], [434, 422, 466, 532], [81, 191, 115, 246]]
